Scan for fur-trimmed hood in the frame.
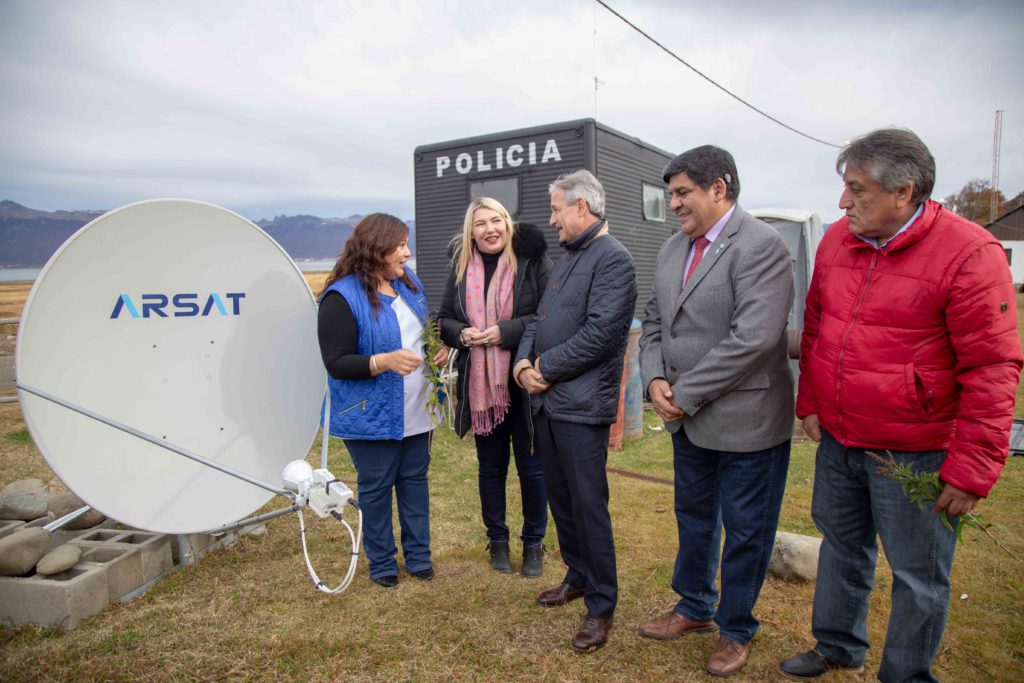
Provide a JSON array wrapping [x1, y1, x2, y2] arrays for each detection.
[[511, 222, 548, 260], [446, 222, 549, 261]]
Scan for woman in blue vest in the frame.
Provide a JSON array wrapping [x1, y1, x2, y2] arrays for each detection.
[[437, 197, 552, 577], [317, 213, 447, 588]]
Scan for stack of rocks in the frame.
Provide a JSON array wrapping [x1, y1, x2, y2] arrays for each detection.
[[0, 478, 106, 578]]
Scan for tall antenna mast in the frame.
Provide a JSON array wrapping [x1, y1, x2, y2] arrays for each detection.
[[991, 109, 1003, 223], [593, 2, 599, 119]]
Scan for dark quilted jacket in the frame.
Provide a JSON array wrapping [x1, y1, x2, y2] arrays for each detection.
[[516, 220, 637, 425]]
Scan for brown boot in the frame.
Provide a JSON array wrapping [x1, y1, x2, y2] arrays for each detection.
[[639, 609, 716, 640], [571, 615, 612, 652], [536, 582, 585, 607], [705, 636, 749, 677]]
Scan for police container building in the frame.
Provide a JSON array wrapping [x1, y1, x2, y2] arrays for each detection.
[[413, 119, 677, 316]]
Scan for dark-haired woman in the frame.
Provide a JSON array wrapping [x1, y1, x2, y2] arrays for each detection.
[[438, 197, 552, 577], [317, 213, 447, 589]]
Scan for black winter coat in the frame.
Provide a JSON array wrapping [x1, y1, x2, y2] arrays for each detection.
[[438, 223, 553, 438], [515, 220, 637, 425]]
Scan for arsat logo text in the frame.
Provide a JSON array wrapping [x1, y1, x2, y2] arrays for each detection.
[[110, 293, 246, 319]]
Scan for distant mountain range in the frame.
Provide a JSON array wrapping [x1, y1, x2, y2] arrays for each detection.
[[0, 200, 415, 267]]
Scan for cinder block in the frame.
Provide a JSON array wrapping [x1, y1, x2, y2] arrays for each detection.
[[0, 564, 109, 630], [78, 546, 144, 601], [50, 517, 118, 547], [75, 528, 122, 543], [170, 531, 239, 566], [110, 531, 172, 582]]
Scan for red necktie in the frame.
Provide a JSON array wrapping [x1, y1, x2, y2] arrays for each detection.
[[684, 237, 710, 285]]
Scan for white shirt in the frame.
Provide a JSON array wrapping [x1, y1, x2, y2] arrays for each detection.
[[391, 295, 436, 437]]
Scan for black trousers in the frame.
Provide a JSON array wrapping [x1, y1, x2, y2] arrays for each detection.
[[534, 410, 617, 618], [473, 387, 548, 546]]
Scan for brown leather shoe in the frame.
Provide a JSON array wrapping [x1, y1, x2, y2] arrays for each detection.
[[705, 636, 749, 677], [536, 582, 585, 607], [639, 609, 716, 640], [571, 615, 612, 652]]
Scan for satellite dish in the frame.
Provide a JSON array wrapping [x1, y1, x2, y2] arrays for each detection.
[[16, 199, 327, 534]]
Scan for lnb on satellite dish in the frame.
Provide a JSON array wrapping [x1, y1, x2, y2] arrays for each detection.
[[16, 199, 327, 534]]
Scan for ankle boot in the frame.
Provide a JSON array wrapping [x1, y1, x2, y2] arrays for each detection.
[[522, 544, 544, 577], [488, 541, 512, 573]]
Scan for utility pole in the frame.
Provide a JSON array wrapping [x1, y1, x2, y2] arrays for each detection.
[[991, 109, 1003, 223]]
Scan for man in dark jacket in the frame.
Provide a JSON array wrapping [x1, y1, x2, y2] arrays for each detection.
[[514, 169, 637, 653]]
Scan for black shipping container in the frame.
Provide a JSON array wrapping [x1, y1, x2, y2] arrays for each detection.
[[413, 118, 677, 317]]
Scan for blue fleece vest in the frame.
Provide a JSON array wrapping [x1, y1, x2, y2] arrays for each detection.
[[321, 271, 430, 440]]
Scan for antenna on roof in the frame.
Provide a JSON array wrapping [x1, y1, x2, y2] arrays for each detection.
[[992, 109, 1004, 223]]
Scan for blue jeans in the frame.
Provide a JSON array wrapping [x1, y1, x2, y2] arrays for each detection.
[[670, 427, 790, 644], [474, 391, 548, 546], [811, 429, 957, 683], [344, 431, 432, 580]]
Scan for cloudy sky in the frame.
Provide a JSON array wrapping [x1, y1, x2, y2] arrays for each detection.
[[1, 0, 1021, 225]]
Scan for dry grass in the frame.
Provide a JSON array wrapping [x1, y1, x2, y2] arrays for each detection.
[[0, 285, 1021, 682], [0, 282, 33, 319]]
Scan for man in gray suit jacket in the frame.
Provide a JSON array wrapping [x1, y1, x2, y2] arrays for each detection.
[[638, 145, 794, 677]]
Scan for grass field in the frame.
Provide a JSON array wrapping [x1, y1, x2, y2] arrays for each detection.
[[0, 283, 1022, 682]]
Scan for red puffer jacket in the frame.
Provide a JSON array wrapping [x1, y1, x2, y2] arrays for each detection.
[[798, 200, 1022, 497]]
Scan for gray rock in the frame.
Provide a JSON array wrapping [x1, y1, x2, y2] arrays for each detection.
[[768, 531, 822, 583], [65, 508, 106, 531], [240, 523, 267, 537], [0, 491, 50, 521], [36, 544, 82, 575], [47, 492, 105, 529], [0, 527, 52, 575], [2, 479, 45, 496]]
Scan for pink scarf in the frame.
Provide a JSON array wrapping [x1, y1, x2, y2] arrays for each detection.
[[465, 249, 515, 435]]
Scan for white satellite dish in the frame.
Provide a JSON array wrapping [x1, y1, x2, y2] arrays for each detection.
[[16, 199, 327, 534]]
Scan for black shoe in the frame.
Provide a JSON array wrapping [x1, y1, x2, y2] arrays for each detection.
[[372, 574, 398, 588], [779, 649, 864, 679], [522, 544, 544, 578], [410, 567, 434, 581], [488, 541, 512, 574]]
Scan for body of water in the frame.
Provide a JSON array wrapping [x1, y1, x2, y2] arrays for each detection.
[[0, 258, 365, 284]]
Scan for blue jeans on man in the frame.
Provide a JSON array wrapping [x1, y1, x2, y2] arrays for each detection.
[[344, 431, 432, 580], [670, 427, 790, 644], [811, 429, 957, 683]]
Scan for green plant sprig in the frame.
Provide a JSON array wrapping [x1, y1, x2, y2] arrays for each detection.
[[868, 451, 1020, 562], [420, 317, 445, 427]]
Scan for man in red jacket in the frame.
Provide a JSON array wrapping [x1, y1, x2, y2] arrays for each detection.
[[780, 129, 1022, 682]]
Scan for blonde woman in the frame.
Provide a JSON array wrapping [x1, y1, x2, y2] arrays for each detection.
[[437, 197, 552, 576]]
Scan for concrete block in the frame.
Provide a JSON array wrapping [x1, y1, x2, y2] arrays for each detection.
[[0, 563, 109, 630], [75, 528, 122, 543], [171, 531, 239, 566], [78, 545, 144, 601], [110, 531, 172, 582], [50, 518, 118, 544]]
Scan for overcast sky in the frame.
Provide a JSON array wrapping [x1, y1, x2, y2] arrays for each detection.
[[1, 0, 1021, 225]]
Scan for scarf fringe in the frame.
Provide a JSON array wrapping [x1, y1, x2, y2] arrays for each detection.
[[471, 384, 510, 436]]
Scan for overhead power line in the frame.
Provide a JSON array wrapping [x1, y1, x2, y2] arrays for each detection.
[[593, 0, 843, 149]]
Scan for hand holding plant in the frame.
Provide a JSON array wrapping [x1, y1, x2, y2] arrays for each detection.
[[420, 318, 446, 426], [869, 451, 1020, 561]]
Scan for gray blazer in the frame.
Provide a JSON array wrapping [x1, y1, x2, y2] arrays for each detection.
[[639, 205, 795, 452]]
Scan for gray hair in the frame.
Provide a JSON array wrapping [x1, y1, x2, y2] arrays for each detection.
[[661, 145, 740, 201], [549, 170, 605, 218], [836, 128, 935, 204]]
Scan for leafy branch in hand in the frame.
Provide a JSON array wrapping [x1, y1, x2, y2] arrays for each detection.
[[420, 317, 445, 427], [868, 451, 1020, 561]]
